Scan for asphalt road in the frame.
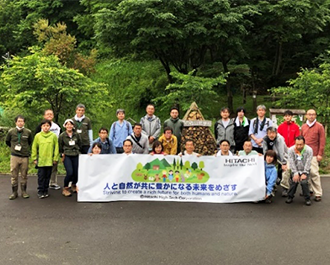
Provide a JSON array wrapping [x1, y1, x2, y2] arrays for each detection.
[[0, 175, 329, 265]]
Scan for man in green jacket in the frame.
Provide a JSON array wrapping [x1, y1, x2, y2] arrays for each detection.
[[5, 115, 33, 200], [163, 107, 184, 154], [31, 119, 59, 199]]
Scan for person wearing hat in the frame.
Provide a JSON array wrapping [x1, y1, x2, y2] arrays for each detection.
[[109, 109, 133, 154], [59, 119, 82, 197], [31, 119, 59, 199]]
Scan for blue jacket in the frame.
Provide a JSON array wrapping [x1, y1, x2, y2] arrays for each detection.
[[265, 162, 277, 196], [109, 120, 133, 148], [88, 137, 116, 154]]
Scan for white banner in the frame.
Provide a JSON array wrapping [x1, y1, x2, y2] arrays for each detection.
[[77, 154, 265, 203]]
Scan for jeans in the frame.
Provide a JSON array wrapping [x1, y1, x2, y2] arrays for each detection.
[[37, 166, 53, 194], [63, 155, 79, 187]]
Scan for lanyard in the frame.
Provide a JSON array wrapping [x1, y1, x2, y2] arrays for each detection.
[[17, 131, 22, 144]]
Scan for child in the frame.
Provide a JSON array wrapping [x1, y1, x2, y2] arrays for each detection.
[[150, 140, 165, 155], [109, 109, 133, 154], [31, 119, 59, 199], [59, 119, 82, 197], [88, 142, 102, 156], [264, 150, 278, 204]]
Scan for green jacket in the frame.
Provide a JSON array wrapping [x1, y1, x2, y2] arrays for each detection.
[[59, 131, 82, 156], [163, 117, 184, 143], [5, 127, 33, 157], [71, 116, 92, 146], [31, 132, 59, 167]]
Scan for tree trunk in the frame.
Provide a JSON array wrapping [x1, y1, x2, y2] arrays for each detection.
[[222, 61, 233, 111]]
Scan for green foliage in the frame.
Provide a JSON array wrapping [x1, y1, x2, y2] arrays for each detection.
[[0, 50, 109, 125], [271, 62, 330, 124], [154, 71, 226, 114], [90, 58, 168, 122]]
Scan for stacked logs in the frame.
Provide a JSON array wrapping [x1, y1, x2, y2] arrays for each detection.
[[181, 104, 217, 156]]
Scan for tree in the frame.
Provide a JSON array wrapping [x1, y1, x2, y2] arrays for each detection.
[[136, 163, 143, 171], [172, 158, 176, 169], [180, 158, 183, 170], [94, 0, 252, 87], [154, 71, 226, 113], [191, 162, 198, 171], [144, 162, 151, 171], [199, 161, 205, 171], [0, 50, 108, 124], [271, 62, 330, 130], [184, 161, 190, 170], [33, 19, 97, 76]]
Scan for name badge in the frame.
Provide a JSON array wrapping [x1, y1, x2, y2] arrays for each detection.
[[77, 129, 82, 133], [15, 144, 22, 151], [69, 140, 75, 146], [297, 155, 302, 161]]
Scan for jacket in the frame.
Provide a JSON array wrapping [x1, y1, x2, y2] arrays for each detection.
[[31, 131, 59, 167], [214, 118, 235, 147], [262, 134, 288, 164], [71, 116, 92, 146], [265, 162, 277, 196], [127, 133, 149, 154], [6, 127, 33, 157], [158, 134, 177, 155], [277, 121, 300, 147], [88, 137, 116, 154], [140, 115, 161, 139], [288, 144, 313, 175], [163, 118, 184, 144], [59, 131, 82, 156]]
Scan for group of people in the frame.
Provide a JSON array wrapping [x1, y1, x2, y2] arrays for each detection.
[[5, 103, 325, 206]]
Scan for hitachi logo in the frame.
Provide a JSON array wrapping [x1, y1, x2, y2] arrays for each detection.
[[225, 158, 256, 163]]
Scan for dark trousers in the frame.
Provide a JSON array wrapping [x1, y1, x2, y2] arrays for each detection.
[[63, 155, 79, 187], [252, 147, 263, 154], [288, 174, 310, 200], [81, 145, 90, 154], [37, 166, 53, 194]]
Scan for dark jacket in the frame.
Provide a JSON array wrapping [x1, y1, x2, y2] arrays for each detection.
[[6, 128, 33, 157]]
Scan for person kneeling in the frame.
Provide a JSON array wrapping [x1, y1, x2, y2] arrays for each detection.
[[286, 136, 313, 206]]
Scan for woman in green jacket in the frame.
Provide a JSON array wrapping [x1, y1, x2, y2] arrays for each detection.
[[31, 119, 59, 199], [59, 119, 82, 197]]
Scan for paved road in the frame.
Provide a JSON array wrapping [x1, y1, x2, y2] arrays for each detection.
[[0, 175, 329, 265]]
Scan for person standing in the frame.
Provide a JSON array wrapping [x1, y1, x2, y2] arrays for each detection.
[[286, 136, 313, 206], [35, 109, 61, 190], [163, 107, 184, 154], [71, 104, 93, 154], [31, 119, 59, 199], [59, 119, 82, 197], [301, 109, 326, 202], [127, 123, 149, 154], [214, 107, 235, 153], [140, 104, 161, 150], [234, 107, 250, 153], [248, 105, 273, 154], [5, 115, 33, 200], [277, 110, 300, 148], [109, 109, 133, 154]]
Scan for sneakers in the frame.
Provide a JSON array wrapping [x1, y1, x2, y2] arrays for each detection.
[[49, 184, 61, 190], [314, 196, 322, 202], [62, 187, 72, 197], [285, 197, 293, 204], [44, 193, 49, 198], [305, 199, 312, 206], [38, 193, 45, 199], [281, 189, 288, 197]]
